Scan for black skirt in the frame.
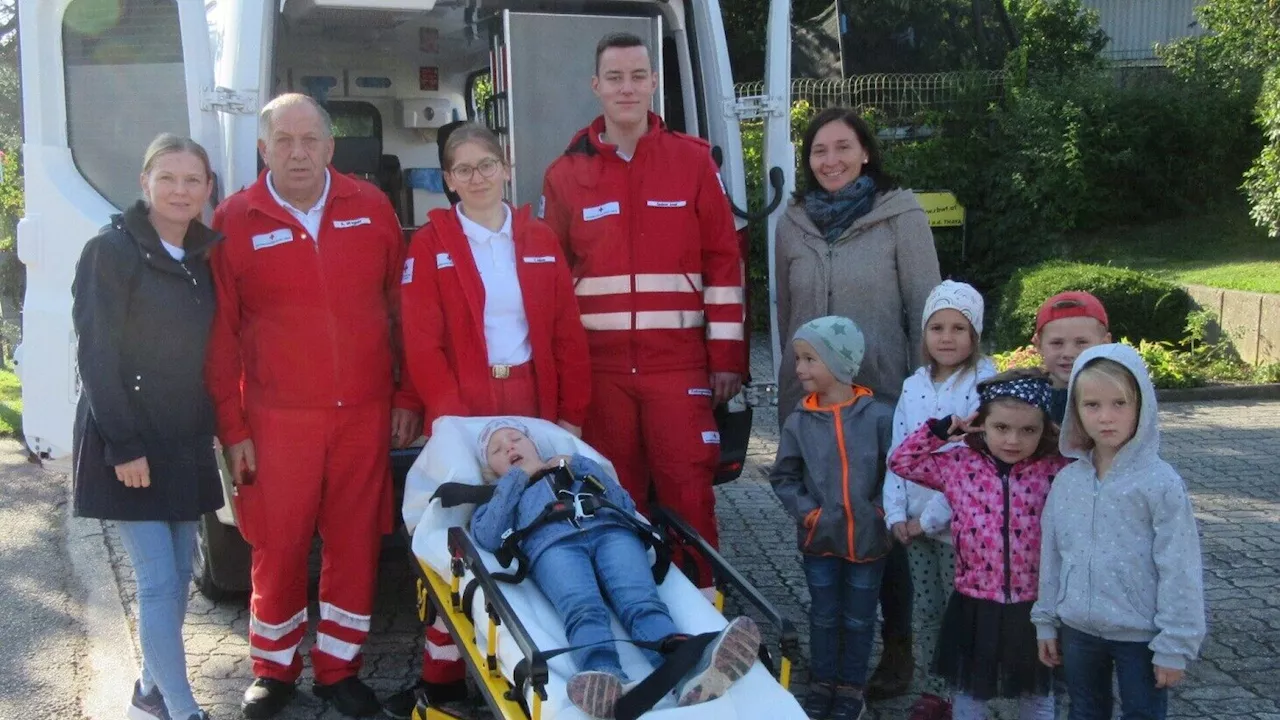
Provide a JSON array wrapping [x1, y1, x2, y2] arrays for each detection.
[[932, 591, 1054, 700]]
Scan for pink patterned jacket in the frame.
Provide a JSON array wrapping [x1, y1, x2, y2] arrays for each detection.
[[888, 423, 1071, 604]]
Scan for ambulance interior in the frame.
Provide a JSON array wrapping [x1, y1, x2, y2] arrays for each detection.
[[272, 0, 700, 229]]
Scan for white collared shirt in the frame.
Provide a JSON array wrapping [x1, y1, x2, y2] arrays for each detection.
[[599, 133, 633, 162], [266, 169, 331, 240], [456, 204, 533, 365]]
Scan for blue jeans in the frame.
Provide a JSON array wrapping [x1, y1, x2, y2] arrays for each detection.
[[803, 555, 886, 686], [1061, 625, 1168, 720], [116, 520, 201, 719], [530, 525, 680, 680]]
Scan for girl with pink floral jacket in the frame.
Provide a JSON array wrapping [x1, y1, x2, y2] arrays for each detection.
[[887, 368, 1070, 720]]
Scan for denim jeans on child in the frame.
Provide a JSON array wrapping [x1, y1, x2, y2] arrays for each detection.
[[116, 520, 201, 719], [1061, 624, 1169, 720], [530, 524, 680, 680], [803, 555, 886, 686]]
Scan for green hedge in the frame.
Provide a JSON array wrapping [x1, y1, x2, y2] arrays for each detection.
[[991, 261, 1194, 351]]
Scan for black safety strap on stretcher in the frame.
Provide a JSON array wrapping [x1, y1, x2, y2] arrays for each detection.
[[431, 466, 672, 586]]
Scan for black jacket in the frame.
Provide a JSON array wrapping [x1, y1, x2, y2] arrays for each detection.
[[71, 200, 225, 521]]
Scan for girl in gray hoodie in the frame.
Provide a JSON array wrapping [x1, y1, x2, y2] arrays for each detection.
[[1032, 344, 1206, 720]]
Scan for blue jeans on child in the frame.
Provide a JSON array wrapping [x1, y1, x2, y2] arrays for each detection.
[[116, 520, 201, 719], [1061, 625, 1169, 720], [803, 555, 886, 687], [530, 525, 680, 680]]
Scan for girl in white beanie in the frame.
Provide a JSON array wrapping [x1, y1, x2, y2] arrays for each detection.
[[881, 280, 996, 720]]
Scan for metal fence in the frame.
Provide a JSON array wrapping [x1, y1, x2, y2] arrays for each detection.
[[735, 71, 1008, 123]]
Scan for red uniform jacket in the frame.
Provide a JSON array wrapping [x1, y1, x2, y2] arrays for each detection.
[[204, 169, 418, 446], [539, 113, 747, 376], [401, 204, 591, 429]]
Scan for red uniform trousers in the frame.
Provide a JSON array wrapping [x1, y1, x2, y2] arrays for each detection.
[[581, 367, 721, 587], [420, 363, 538, 684], [235, 401, 391, 685]]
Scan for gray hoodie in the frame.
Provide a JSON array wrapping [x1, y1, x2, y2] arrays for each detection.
[[775, 189, 941, 427], [770, 388, 894, 562], [1030, 344, 1206, 670]]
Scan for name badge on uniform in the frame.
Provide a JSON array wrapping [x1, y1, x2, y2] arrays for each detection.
[[252, 228, 293, 250], [582, 201, 620, 222], [436, 252, 454, 269], [333, 217, 371, 228], [522, 255, 556, 264], [646, 200, 688, 208], [688, 388, 713, 397], [401, 258, 415, 284]]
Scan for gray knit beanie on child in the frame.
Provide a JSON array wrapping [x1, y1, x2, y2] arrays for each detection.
[[793, 316, 867, 385], [477, 417, 533, 466], [921, 280, 985, 334]]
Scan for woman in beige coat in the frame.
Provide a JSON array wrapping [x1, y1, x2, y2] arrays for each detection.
[[774, 107, 941, 708]]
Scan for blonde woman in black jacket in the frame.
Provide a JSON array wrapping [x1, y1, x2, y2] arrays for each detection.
[[71, 134, 221, 720]]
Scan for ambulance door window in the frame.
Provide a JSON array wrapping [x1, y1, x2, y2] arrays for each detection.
[[661, 37, 686, 133], [62, 0, 187, 210]]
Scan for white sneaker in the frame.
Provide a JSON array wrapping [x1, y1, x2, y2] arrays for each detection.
[[676, 617, 761, 706]]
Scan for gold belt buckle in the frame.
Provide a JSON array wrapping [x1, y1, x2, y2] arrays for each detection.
[[491, 364, 511, 380]]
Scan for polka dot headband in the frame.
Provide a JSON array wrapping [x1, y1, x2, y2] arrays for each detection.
[[978, 376, 1053, 416]]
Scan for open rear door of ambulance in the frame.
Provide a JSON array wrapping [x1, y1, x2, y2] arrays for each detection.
[[761, 0, 796, 387], [16, 0, 226, 459]]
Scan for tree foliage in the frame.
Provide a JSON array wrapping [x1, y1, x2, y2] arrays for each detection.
[[1164, 0, 1280, 236]]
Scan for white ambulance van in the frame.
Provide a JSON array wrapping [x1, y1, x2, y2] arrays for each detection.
[[16, 0, 795, 597]]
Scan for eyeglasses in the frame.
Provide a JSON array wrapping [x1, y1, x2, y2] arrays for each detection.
[[448, 157, 503, 182]]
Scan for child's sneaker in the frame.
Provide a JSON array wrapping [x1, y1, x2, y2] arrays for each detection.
[[828, 685, 865, 720], [800, 680, 835, 718], [126, 680, 170, 720], [676, 616, 761, 706], [908, 693, 951, 720], [566, 671, 625, 720]]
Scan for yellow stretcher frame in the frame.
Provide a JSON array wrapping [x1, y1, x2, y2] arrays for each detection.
[[406, 506, 800, 720]]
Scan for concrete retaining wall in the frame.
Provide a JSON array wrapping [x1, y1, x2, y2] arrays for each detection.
[[1183, 284, 1280, 365]]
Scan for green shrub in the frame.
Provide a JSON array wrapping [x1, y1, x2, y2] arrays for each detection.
[[991, 261, 1194, 351]]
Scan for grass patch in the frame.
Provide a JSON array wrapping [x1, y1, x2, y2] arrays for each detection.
[[1066, 202, 1280, 294], [0, 361, 21, 437]]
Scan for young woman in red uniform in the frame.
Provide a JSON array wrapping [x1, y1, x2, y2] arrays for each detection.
[[390, 123, 591, 716]]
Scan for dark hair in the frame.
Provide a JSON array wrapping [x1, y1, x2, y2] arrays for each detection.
[[595, 32, 650, 74], [795, 107, 896, 200], [968, 367, 1059, 458]]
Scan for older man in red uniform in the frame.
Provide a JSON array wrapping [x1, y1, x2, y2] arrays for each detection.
[[539, 33, 746, 593], [205, 93, 421, 719]]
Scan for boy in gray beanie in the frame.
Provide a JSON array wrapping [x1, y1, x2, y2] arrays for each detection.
[[771, 315, 895, 719]]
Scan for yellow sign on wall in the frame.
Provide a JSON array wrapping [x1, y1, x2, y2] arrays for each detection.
[[917, 191, 965, 228]]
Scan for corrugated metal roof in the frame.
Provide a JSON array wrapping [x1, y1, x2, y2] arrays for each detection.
[[1082, 0, 1207, 63]]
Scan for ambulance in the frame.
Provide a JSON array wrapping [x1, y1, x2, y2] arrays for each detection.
[[15, 0, 795, 597]]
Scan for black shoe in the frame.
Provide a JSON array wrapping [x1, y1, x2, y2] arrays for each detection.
[[382, 682, 425, 720], [241, 678, 297, 719], [314, 676, 381, 718]]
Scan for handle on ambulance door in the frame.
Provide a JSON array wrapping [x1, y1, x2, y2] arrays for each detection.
[[710, 145, 786, 222]]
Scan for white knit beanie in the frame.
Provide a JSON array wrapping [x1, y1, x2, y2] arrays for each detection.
[[921, 280, 985, 335], [477, 418, 535, 467]]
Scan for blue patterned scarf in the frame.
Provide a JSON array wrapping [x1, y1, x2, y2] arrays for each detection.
[[804, 175, 878, 243]]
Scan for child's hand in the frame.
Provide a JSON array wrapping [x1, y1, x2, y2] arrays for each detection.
[[906, 518, 925, 538], [1154, 665, 1184, 688], [1037, 639, 1061, 667], [539, 455, 574, 471], [947, 412, 980, 437], [891, 522, 912, 545]]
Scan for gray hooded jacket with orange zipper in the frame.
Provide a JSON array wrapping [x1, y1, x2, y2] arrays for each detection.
[[770, 387, 895, 561]]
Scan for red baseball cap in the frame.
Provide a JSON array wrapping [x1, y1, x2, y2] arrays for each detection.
[[1035, 291, 1109, 334]]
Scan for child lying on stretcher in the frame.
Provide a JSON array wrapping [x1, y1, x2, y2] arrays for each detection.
[[469, 418, 761, 720]]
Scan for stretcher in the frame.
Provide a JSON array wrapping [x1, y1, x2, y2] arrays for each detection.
[[401, 416, 807, 720]]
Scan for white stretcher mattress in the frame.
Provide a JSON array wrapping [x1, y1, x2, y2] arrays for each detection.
[[402, 416, 806, 719]]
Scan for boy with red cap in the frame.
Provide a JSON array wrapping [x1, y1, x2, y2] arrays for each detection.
[[1032, 290, 1111, 424]]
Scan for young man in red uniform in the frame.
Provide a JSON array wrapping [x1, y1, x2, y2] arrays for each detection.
[[205, 93, 422, 719], [539, 33, 747, 593]]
